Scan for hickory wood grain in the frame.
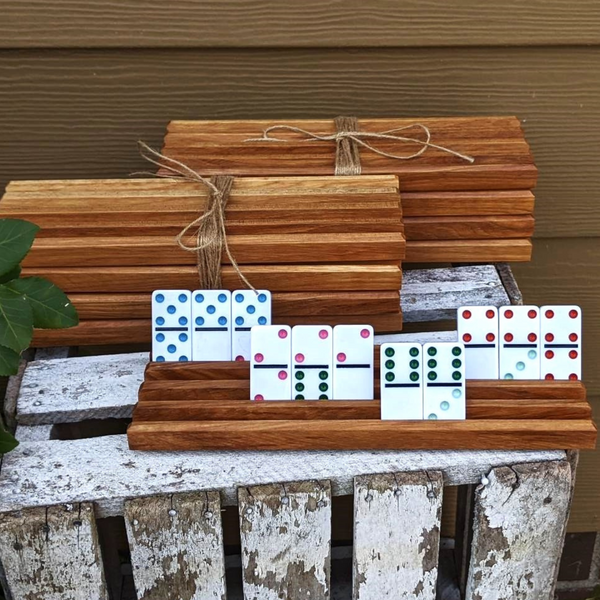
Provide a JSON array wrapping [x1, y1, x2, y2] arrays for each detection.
[[68, 290, 401, 320], [22, 232, 406, 267], [126, 419, 597, 451], [30, 313, 405, 346], [132, 398, 593, 422], [136, 369, 587, 398], [4, 0, 600, 48], [22, 264, 403, 293]]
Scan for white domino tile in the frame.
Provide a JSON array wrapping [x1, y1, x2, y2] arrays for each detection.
[[151, 290, 192, 362], [423, 342, 466, 420], [457, 306, 499, 379], [291, 326, 333, 400], [380, 343, 424, 420], [232, 290, 272, 361], [499, 305, 540, 380], [540, 305, 582, 381], [250, 325, 292, 401], [191, 290, 232, 361], [332, 325, 374, 400]]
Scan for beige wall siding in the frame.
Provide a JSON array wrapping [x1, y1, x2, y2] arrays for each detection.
[[0, 3, 598, 531]]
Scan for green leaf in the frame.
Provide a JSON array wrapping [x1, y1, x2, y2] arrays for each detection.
[[0, 286, 33, 352], [5, 277, 79, 329], [0, 265, 21, 284], [0, 219, 39, 278], [0, 422, 18, 454], [0, 344, 20, 376]]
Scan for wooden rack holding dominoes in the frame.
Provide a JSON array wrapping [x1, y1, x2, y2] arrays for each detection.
[[126, 359, 597, 451]]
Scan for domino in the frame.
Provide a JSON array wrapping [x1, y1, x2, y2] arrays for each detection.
[[332, 325, 374, 400], [457, 306, 499, 379], [540, 305, 582, 381], [151, 290, 192, 362], [380, 343, 423, 420], [499, 305, 540, 380], [291, 325, 333, 400], [250, 325, 292, 400], [232, 290, 272, 361], [423, 342, 466, 420], [191, 290, 232, 361]]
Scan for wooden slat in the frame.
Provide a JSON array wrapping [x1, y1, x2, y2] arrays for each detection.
[[30, 312, 405, 347], [405, 239, 532, 263], [23, 232, 405, 267], [404, 215, 534, 240], [0, 503, 108, 600], [238, 481, 331, 600], [132, 398, 592, 422], [402, 190, 535, 217], [126, 419, 597, 451], [21, 264, 402, 293], [69, 290, 400, 320], [3, 3, 600, 48], [123, 492, 226, 600], [353, 471, 443, 599], [0, 433, 566, 516], [465, 460, 572, 599]]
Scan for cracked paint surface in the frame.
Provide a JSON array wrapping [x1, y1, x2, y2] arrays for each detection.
[[466, 460, 571, 600]]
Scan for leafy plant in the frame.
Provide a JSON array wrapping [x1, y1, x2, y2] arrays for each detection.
[[0, 219, 79, 452]]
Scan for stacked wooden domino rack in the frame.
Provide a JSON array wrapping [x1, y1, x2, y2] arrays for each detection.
[[127, 358, 596, 451], [160, 116, 537, 263], [0, 175, 405, 345]]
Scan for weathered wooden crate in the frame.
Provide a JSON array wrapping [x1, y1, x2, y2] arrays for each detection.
[[0, 265, 578, 600]]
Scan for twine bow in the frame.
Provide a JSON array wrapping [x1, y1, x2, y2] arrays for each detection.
[[245, 116, 475, 175], [137, 141, 256, 291]]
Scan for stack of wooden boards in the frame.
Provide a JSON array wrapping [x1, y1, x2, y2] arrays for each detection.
[[0, 175, 405, 345], [127, 360, 597, 451], [159, 116, 537, 263]]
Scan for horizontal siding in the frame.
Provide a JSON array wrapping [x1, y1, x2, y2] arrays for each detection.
[[0, 47, 599, 238], [513, 238, 600, 532], [2, 0, 600, 48]]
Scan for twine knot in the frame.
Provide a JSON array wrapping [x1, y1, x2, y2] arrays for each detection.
[[245, 116, 475, 175], [137, 141, 255, 291]]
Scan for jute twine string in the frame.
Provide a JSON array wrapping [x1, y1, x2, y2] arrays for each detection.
[[137, 141, 256, 291], [245, 116, 475, 175]]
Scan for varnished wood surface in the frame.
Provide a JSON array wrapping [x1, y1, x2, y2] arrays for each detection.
[[69, 291, 400, 320], [22, 265, 402, 293], [30, 312, 406, 346], [133, 398, 593, 422], [3, 1, 600, 48], [160, 118, 536, 191], [126, 419, 597, 451], [1, 48, 595, 236]]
